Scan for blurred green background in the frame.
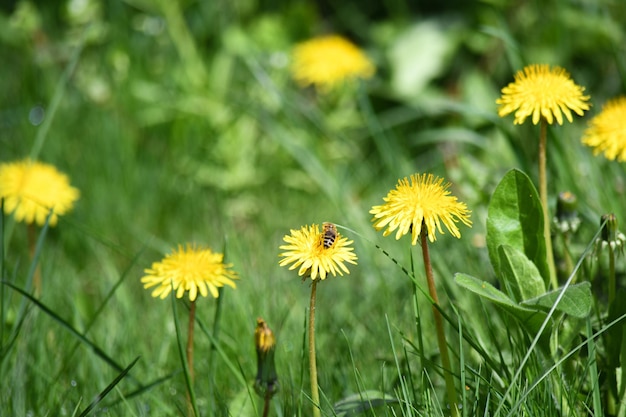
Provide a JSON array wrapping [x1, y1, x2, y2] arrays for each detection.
[[2, 0, 626, 415]]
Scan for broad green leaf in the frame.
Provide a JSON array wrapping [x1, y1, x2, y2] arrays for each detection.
[[486, 169, 549, 285], [334, 390, 399, 416], [520, 282, 592, 318], [455, 273, 550, 348], [498, 245, 546, 302]]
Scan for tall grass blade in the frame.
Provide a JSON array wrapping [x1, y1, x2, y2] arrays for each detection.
[[78, 356, 141, 417]]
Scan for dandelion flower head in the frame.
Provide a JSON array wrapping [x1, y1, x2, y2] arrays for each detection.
[[370, 173, 472, 244], [279, 223, 358, 281], [496, 64, 590, 125], [291, 35, 375, 91], [582, 96, 626, 162], [141, 244, 238, 301], [0, 159, 80, 226]]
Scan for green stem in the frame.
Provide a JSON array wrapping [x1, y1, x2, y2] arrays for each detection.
[[186, 299, 196, 417], [539, 120, 558, 290], [309, 280, 321, 417], [561, 233, 574, 281], [420, 231, 459, 417], [27, 223, 42, 297], [262, 391, 272, 417], [208, 289, 224, 415], [617, 328, 626, 417], [608, 243, 616, 305]]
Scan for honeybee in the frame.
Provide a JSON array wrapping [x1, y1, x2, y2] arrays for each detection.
[[322, 222, 338, 249]]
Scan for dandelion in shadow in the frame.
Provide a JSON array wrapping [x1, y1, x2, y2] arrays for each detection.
[[582, 96, 626, 161], [497, 64, 590, 290], [279, 223, 357, 417], [370, 173, 471, 417], [291, 35, 375, 91], [141, 243, 238, 416], [0, 159, 80, 295]]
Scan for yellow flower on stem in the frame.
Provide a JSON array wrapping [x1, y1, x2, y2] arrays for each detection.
[[0, 159, 80, 226], [291, 35, 375, 91], [370, 173, 472, 245], [141, 244, 238, 301], [496, 64, 590, 125], [371, 173, 471, 417], [279, 223, 357, 417], [142, 243, 238, 415], [278, 223, 358, 280], [582, 97, 626, 161], [496, 64, 589, 290]]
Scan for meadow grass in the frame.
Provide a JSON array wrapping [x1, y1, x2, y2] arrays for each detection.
[[2, 1, 626, 416]]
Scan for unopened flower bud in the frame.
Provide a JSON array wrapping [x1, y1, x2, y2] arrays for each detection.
[[254, 318, 278, 398], [599, 213, 626, 251]]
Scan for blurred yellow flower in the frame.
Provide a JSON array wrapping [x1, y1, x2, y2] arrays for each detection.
[[0, 159, 80, 226], [496, 64, 590, 125], [582, 96, 626, 161], [291, 35, 375, 90], [141, 244, 238, 301], [371, 173, 472, 244], [279, 223, 357, 280]]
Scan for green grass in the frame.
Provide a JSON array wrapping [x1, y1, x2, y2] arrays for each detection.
[[2, 0, 626, 415]]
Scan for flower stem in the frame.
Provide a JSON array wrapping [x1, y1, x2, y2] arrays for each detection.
[[208, 288, 223, 413], [309, 280, 321, 417], [420, 231, 459, 417], [608, 242, 616, 305], [262, 391, 272, 417], [539, 119, 558, 290], [27, 224, 42, 297], [186, 299, 196, 417]]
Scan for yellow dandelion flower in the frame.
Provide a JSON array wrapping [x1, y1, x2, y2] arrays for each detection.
[[0, 159, 80, 226], [291, 35, 375, 90], [370, 173, 472, 244], [582, 96, 626, 161], [141, 244, 238, 301], [279, 223, 358, 281], [496, 64, 590, 125]]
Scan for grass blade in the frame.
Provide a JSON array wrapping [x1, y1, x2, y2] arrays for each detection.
[[78, 356, 141, 417]]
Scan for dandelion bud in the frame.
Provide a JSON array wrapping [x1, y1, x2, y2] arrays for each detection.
[[599, 213, 626, 251], [254, 318, 278, 398]]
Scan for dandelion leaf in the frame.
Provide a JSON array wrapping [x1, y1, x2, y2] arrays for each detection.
[[455, 273, 551, 348], [498, 244, 546, 302], [487, 169, 550, 287], [520, 282, 592, 318]]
